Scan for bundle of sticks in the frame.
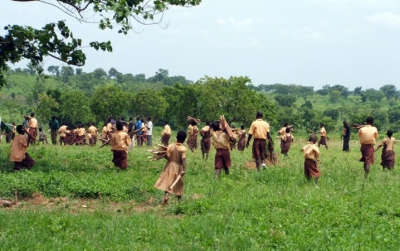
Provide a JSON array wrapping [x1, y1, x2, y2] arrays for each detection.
[[147, 144, 168, 161], [219, 115, 236, 141], [187, 116, 201, 124], [265, 140, 278, 165]]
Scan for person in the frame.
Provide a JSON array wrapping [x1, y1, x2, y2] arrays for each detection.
[[48, 115, 60, 145], [59, 123, 68, 145], [38, 127, 48, 144], [375, 130, 395, 171], [28, 112, 38, 145], [246, 111, 272, 171], [146, 117, 153, 146], [22, 115, 30, 133], [0, 121, 13, 143], [200, 121, 211, 160], [301, 134, 320, 186], [211, 121, 231, 178], [88, 123, 98, 145], [187, 119, 198, 152], [280, 127, 294, 157], [106, 117, 114, 140], [341, 121, 351, 152], [237, 125, 246, 152], [128, 117, 135, 136], [161, 121, 171, 146], [75, 124, 86, 145], [357, 116, 378, 178], [318, 123, 328, 149], [11, 122, 16, 141], [154, 130, 187, 205], [136, 116, 143, 146], [10, 125, 35, 171], [110, 121, 132, 170]]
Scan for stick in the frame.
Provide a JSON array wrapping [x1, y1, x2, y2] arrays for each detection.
[[23, 128, 38, 143], [169, 174, 182, 190]]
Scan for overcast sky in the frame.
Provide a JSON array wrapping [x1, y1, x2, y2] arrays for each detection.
[[2, 0, 400, 90]]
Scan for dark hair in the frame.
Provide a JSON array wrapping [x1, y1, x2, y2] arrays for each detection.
[[177, 130, 187, 142], [256, 111, 263, 118], [320, 123, 324, 127], [190, 119, 197, 126], [241, 125, 245, 130], [116, 121, 123, 131], [30, 112, 35, 117], [283, 122, 288, 126], [51, 115, 56, 120], [366, 117, 374, 125], [206, 121, 210, 126], [136, 116, 141, 120], [211, 122, 220, 131], [285, 127, 291, 133], [39, 127, 43, 132], [147, 117, 151, 121], [309, 134, 317, 143], [129, 117, 133, 121], [164, 121, 168, 125], [16, 125, 24, 134], [387, 130, 393, 138]]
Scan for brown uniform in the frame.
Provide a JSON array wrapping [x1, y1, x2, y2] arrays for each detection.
[[237, 130, 246, 151], [212, 131, 231, 170], [200, 125, 211, 154], [28, 117, 38, 143], [301, 142, 320, 178], [88, 125, 98, 145], [10, 134, 35, 170], [161, 125, 172, 146], [154, 143, 187, 196], [110, 131, 132, 170], [280, 133, 293, 154], [378, 137, 395, 170], [59, 125, 67, 145], [248, 119, 270, 160], [319, 127, 327, 146], [358, 125, 378, 165], [187, 125, 198, 151]]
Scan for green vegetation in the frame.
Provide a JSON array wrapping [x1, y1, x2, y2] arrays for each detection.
[[1, 137, 400, 250]]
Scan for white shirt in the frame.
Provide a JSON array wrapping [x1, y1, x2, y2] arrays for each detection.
[[147, 121, 153, 136]]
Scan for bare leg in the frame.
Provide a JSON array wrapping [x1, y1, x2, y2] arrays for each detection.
[[364, 163, 370, 178], [255, 159, 261, 171], [163, 191, 169, 205], [206, 153, 209, 160], [215, 169, 221, 178]]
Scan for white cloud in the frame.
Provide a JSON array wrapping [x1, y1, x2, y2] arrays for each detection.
[[216, 18, 226, 25], [367, 12, 400, 28], [229, 18, 254, 28]]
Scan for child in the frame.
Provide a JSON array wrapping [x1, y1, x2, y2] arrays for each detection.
[[10, 125, 35, 171], [301, 135, 320, 186], [110, 121, 132, 170], [211, 121, 231, 178], [38, 127, 48, 144], [280, 127, 294, 157], [154, 131, 187, 205], [375, 130, 395, 171]]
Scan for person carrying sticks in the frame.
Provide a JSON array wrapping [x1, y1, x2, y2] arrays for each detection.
[[200, 121, 212, 160], [154, 131, 187, 205], [110, 121, 132, 170], [161, 121, 172, 146], [187, 119, 199, 152], [279, 127, 294, 157], [211, 117, 235, 178], [10, 125, 35, 171], [246, 111, 272, 171]]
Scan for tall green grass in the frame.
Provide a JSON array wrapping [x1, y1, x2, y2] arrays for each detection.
[[0, 137, 400, 250]]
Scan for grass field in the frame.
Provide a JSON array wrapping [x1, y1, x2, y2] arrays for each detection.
[[1, 134, 400, 250]]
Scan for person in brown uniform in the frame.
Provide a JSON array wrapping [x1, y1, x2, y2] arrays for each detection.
[[237, 125, 246, 152], [357, 116, 378, 178], [246, 111, 272, 171], [59, 123, 67, 145], [110, 121, 132, 170], [318, 123, 328, 149], [10, 125, 35, 171], [200, 121, 211, 160], [211, 121, 231, 178], [301, 134, 320, 185], [154, 131, 187, 205], [187, 119, 199, 152], [280, 127, 294, 157], [375, 129, 395, 171], [28, 112, 38, 145], [88, 123, 98, 145], [161, 121, 172, 146]]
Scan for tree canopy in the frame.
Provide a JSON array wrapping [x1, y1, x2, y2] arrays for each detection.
[[0, 0, 202, 88]]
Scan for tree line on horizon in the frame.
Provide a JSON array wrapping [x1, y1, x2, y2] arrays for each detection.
[[2, 65, 400, 135]]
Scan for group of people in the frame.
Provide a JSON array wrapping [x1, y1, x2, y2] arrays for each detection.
[[4, 110, 396, 205]]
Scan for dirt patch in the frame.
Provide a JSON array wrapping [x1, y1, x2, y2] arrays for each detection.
[[245, 161, 256, 169]]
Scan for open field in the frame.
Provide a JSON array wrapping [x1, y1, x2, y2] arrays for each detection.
[[1, 135, 400, 250]]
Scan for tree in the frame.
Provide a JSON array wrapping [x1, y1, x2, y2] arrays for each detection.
[[93, 68, 107, 79], [388, 106, 400, 123], [380, 85, 397, 100], [89, 86, 130, 122], [329, 89, 341, 103], [108, 67, 120, 79], [61, 66, 74, 85], [274, 94, 297, 107], [36, 93, 59, 124], [47, 65, 60, 76], [0, 0, 202, 88], [132, 89, 169, 121], [322, 108, 339, 121], [60, 90, 92, 125]]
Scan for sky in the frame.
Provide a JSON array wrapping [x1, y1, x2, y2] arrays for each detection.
[[1, 0, 400, 90]]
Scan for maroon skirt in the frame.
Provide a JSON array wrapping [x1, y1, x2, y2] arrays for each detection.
[[201, 138, 211, 153], [187, 135, 197, 150], [304, 158, 320, 178], [359, 144, 374, 165], [112, 150, 128, 169], [237, 138, 245, 152], [161, 134, 170, 146], [381, 149, 394, 170], [319, 136, 327, 146], [215, 149, 231, 169], [252, 139, 266, 160], [14, 153, 35, 171]]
